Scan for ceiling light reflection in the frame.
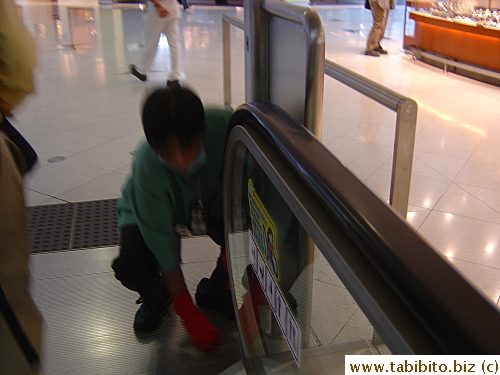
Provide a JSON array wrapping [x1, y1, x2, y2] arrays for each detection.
[[485, 243, 495, 254], [417, 102, 486, 136]]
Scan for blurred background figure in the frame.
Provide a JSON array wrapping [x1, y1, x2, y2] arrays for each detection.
[[177, 0, 190, 10], [364, 0, 395, 56], [129, 0, 182, 86], [0, 0, 43, 373]]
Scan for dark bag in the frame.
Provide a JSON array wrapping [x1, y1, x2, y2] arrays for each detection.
[[0, 117, 38, 171], [365, 0, 371, 9]]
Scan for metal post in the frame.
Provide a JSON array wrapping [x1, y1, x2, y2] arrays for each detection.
[[390, 98, 417, 218], [223, 18, 231, 107], [244, 0, 268, 103], [223, 14, 418, 218], [221, 15, 244, 109]]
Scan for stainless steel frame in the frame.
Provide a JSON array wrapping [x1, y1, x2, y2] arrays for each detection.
[[324, 61, 418, 218], [225, 0, 325, 137], [222, 12, 417, 218]]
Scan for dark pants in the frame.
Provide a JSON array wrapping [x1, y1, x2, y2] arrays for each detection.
[[111, 226, 166, 312], [178, 0, 189, 9], [112, 223, 228, 310]]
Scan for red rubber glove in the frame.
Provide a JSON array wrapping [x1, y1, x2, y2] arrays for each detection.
[[171, 289, 221, 352]]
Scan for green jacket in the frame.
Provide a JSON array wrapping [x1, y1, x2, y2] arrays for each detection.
[[117, 108, 232, 273]]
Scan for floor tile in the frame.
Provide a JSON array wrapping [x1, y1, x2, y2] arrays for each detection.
[[419, 211, 500, 269], [414, 117, 485, 159], [406, 206, 431, 229], [456, 183, 500, 214], [311, 279, 362, 346], [434, 183, 500, 224], [55, 171, 127, 202], [413, 151, 467, 181], [454, 160, 500, 191], [25, 160, 110, 197]]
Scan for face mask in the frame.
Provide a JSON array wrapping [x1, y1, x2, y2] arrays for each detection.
[[183, 145, 207, 176], [158, 145, 207, 177]]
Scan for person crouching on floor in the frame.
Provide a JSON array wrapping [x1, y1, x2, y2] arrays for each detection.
[[112, 84, 234, 352]]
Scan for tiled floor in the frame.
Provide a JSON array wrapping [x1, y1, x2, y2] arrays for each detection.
[[30, 239, 244, 375], [18, 0, 500, 305], [13, 0, 500, 372]]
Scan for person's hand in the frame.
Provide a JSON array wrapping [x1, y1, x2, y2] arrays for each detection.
[[182, 311, 220, 352], [155, 4, 169, 18], [172, 289, 221, 352]]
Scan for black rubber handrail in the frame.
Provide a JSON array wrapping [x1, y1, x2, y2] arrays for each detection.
[[228, 102, 500, 354]]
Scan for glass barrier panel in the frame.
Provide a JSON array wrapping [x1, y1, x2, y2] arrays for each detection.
[[226, 140, 389, 373]]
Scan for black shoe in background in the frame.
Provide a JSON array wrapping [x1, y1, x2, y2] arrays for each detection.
[[129, 64, 147, 81], [167, 80, 181, 89]]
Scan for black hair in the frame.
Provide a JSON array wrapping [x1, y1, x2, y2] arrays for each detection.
[[142, 86, 205, 151]]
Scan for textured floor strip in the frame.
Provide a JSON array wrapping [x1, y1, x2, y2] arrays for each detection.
[[28, 199, 120, 253]]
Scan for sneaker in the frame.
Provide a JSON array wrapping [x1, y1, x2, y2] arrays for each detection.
[[364, 49, 381, 57], [195, 277, 235, 321], [167, 80, 181, 89], [129, 64, 147, 81], [133, 296, 171, 333], [133, 302, 162, 333], [375, 44, 388, 54]]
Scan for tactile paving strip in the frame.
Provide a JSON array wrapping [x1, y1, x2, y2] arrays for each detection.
[[28, 199, 120, 253]]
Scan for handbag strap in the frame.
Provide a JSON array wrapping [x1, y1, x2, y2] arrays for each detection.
[[0, 116, 38, 171]]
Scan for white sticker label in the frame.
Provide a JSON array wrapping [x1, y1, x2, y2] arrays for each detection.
[[249, 234, 301, 366]]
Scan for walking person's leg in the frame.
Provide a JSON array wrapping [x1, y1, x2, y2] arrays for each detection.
[[130, 2, 166, 80], [376, 9, 389, 51], [365, 1, 386, 56], [164, 12, 181, 82], [112, 225, 169, 332]]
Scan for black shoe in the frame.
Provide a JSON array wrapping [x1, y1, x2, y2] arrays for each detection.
[[133, 296, 171, 333], [195, 277, 235, 321], [134, 302, 162, 333], [167, 80, 181, 89], [375, 44, 388, 54], [129, 64, 147, 81]]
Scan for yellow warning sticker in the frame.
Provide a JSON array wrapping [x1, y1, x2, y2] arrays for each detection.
[[248, 179, 279, 280]]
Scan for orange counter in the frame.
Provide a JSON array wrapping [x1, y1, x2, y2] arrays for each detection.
[[408, 12, 500, 71]]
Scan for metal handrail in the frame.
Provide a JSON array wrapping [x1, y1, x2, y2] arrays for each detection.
[[324, 61, 418, 218], [226, 103, 500, 354], [222, 15, 417, 218]]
